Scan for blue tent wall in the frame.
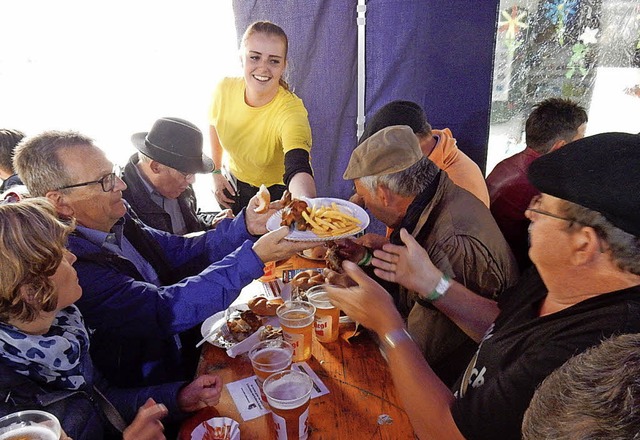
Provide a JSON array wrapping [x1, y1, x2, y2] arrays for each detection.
[[365, 0, 500, 173], [232, 1, 499, 199]]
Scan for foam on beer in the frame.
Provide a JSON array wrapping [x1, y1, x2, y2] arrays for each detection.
[[0, 425, 58, 440]]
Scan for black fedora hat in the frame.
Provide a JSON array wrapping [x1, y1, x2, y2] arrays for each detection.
[[131, 117, 214, 174]]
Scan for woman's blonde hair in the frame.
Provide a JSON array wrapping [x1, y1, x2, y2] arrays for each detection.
[[241, 21, 290, 91], [0, 198, 75, 323]]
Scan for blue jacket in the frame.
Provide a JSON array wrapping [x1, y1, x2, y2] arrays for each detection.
[[68, 207, 264, 387], [0, 349, 185, 440]]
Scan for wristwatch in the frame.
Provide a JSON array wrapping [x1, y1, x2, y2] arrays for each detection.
[[420, 274, 451, 302]]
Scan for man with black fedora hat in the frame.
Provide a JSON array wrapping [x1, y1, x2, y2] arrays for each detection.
[[123, 117, 231, 234], [325, 132, 640, 440]]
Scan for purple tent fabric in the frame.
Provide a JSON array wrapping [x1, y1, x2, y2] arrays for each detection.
[[232, 0, 498, 202], [233, 0, 358, 200]]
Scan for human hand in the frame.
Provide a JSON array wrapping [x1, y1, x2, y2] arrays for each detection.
[[212, 174, 236, 209], [210, 209, 234, 228], [353, 233, 389, 251], [326, 261, 403, 336], [178, 374, 223, 413], [59, 428, 73, 440], [252, 226, 317, 263], [123, 398, 168, 440], [244, 193, 288, 236], [372, 228, 442, 295], [326, 238, 368, 267], [322, 268, 357, 288]]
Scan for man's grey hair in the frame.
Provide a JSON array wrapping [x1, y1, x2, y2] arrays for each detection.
[[560, 200, 640, 275], [357, 157, 440, 197], [13, 131, 96, 197], [522, 333, 640, 440], [137, 151, 153, 164]]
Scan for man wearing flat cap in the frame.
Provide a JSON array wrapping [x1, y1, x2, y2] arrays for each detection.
[[326, 132, 640, 440], [123, 117, 230, 234], [340, 125, 518, 387]]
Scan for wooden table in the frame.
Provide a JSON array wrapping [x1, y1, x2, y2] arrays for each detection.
[[180, 255, 416, 439]]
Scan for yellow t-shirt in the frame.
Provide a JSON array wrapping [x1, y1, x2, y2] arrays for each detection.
[[209, 77, 312, 187]]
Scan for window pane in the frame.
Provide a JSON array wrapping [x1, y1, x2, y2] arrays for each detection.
[[487, 0, 640, 174]]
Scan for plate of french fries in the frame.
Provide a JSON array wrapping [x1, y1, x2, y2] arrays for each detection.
[[267, 197, 369, 241]]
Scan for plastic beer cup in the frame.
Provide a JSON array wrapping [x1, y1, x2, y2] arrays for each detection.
[[249, 339, 294, 387], [0, 410, 61, 440], [276, 301, 316, 362], [263, 370, 314, 440], [306, 285, 340, 343]]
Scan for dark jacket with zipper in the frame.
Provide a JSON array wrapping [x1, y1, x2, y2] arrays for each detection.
[[0, 349, 184, 440], [121, 153, 208, 234]]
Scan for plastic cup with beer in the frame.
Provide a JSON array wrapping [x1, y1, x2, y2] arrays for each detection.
[[0, 410, 61, 440], [263, 370, 314, 440], [249, 339, 294, 387], [276, 301, 316, 362], [306, 285, 340, 343]]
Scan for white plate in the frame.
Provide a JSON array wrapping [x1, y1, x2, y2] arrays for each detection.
[[190, 416, 240, 440], [267, 197, 370, 242], [200, 306, 280, 349], [297, 247, 326, 261], [200, 310, 233, 349]]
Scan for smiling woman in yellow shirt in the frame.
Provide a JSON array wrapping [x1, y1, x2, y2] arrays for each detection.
[[209, 21, 316, 214]]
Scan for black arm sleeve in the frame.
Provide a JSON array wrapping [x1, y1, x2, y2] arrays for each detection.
[[283, 148, 314, 186]]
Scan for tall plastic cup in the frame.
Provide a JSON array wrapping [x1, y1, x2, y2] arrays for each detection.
[[249, 339, 294, 387], [306, 285, 340, 343], [0, 410, 61, 440], [263, 370, 313, 440], [276, 301, 316, 362]]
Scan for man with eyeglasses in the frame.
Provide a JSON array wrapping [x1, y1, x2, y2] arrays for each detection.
[[13, 130, 313, 389], [121, 117, 231, 235], [325, 132, 640, 440]]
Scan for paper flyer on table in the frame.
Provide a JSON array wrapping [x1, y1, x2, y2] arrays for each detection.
[[226, 376, 269, 421], [292, 362, 330, 398], [226, 362, 330, 421]]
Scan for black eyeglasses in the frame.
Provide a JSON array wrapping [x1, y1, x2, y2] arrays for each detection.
[[526, 195, 575, 223], [57, 165, 122, 192]]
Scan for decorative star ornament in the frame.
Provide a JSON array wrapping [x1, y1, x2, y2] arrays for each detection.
[[579, 27, 599, 45], [499, 6, 529, 40]]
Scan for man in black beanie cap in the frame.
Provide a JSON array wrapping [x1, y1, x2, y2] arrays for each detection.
[[324, 132, 640, 440], [359, 100, 489, 207]]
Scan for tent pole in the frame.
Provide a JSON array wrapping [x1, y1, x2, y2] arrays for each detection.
[[356, 0, 367, 140]]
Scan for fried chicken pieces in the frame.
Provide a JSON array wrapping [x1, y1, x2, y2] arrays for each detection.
[[325, 238, 369, 272], [279, 190, 310, 231]]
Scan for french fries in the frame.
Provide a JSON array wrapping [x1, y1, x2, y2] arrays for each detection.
[[301, 202, 362, 237]]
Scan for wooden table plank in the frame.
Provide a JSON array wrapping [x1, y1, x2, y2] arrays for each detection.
[[186, 325, 415, 439], [180, 254, 416, 439]]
